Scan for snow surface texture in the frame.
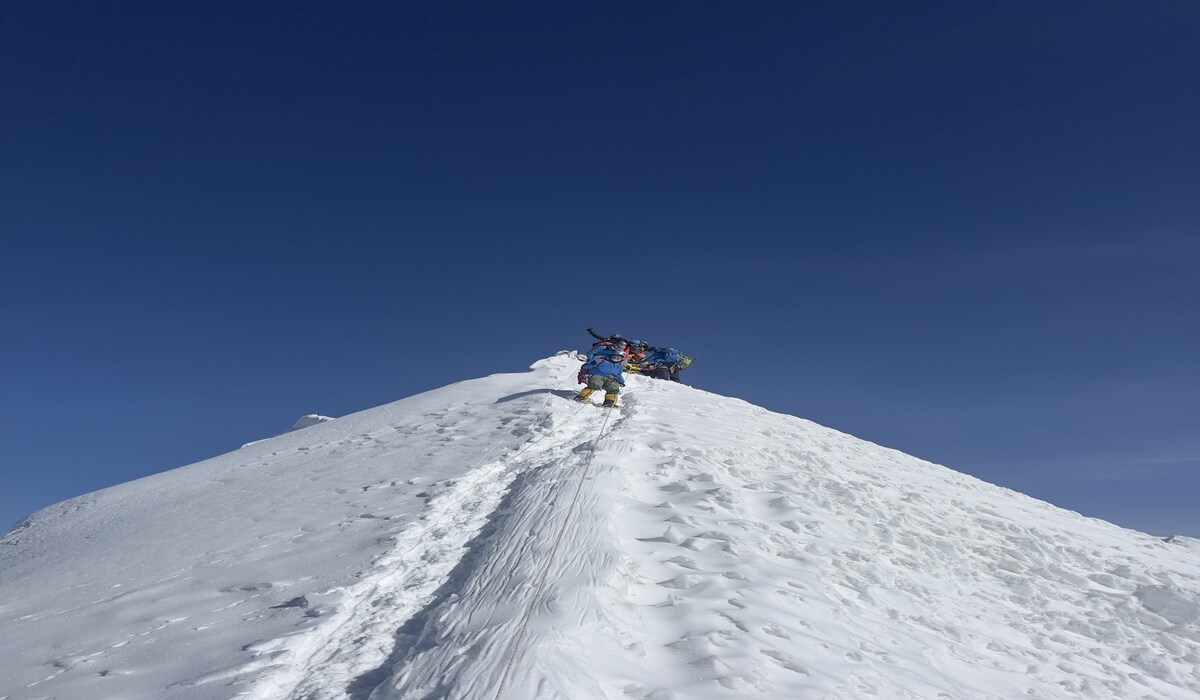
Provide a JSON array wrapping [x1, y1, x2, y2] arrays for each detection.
[[2, 354, 1198, 699]]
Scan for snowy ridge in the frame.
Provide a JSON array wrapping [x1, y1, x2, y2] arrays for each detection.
[[1, 355, 1198, 699], [0, 358, 589, 699]]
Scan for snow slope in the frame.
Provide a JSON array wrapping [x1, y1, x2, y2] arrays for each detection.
[[1, 354, 1198, 699]]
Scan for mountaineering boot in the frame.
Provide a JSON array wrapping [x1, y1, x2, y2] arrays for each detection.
[[574, 388, 596, 403], [602, 393, 618, 408]]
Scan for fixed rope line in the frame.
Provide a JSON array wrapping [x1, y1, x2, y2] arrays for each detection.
[[385, 384, 585, 565], [268, 384, 576, 700], [497, 394, 594, 475], [493, 404, 617, 700], [347, 383, 578, 619]]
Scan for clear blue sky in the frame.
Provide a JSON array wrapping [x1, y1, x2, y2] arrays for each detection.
[[2, 2, 1197, 537]]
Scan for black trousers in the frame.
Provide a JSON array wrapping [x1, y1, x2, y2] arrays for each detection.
[[644, 366, 681, 381]]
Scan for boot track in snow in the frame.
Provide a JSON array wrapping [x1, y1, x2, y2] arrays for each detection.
[[241, 391, 618, 700]]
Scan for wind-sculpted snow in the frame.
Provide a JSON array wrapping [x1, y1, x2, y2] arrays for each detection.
[[1, 354, 1198, 699], [291, 414, 336, 431]]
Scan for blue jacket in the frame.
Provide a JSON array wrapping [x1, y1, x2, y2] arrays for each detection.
[[582, 355, 625, 383], [643, 348, 684, 366]]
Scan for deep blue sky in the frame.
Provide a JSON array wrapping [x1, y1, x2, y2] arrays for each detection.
[[2, 2, 1197, 536]]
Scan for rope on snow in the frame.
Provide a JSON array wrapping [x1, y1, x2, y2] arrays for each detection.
[[493, 403, 617, 700]]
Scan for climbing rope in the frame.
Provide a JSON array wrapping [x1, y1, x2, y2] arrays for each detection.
[[385, 384, 588, 569], [493, 403, 618, 700]]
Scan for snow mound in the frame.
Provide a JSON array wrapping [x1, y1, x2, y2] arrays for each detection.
[[1167, 535, 1200, 553], [241, 413, 337, 448], [1135, 585, 1200, 625], [2, 353, 1199, 700], [290, 413, 335, 430]]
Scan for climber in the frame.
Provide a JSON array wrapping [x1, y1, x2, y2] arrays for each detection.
[[574, 352, 627, 407], [639, 347, 691, 382], [585, 328, 628, 361], [625, 339, 650, 370]]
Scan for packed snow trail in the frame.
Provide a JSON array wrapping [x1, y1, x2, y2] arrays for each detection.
[[1, 354, 1199, 700], [494, 403, 618, 699], [250, 382, 613, 700], [377, 397, 630, 700]]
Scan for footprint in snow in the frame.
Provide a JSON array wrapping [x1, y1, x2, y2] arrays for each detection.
[[220, 582, 275, 593], [761, 650, 809, 674]]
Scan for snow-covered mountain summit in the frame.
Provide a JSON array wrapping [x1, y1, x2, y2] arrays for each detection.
[[2, 355, 1198, 699]]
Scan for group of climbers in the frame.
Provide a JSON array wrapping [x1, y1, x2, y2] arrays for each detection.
[[574, 328, 694, 407]]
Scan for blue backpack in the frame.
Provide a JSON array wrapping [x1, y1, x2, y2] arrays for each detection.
[[648, 348, 684, 365]]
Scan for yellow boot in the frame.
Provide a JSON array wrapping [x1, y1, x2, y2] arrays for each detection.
[[574, 388, 596, 403], [602, 393, 618, 408]]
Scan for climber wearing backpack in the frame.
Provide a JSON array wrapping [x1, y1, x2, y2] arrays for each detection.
[[640, 347, 691, 382], [585, 328, 629, 361], [586, 338, 627, 361], [574, 352, 627, 407], [625, 339, 650, 370]]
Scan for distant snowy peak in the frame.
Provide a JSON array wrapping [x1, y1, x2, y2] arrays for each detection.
[[289, 414, 335, 431]]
